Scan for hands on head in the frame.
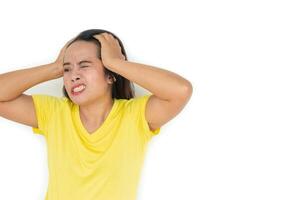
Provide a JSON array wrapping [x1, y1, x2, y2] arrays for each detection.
[[53, 32, 125, 78], [92, 32, 126, 67]]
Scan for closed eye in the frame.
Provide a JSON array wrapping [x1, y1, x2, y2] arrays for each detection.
[[64, 66, 88, 72]]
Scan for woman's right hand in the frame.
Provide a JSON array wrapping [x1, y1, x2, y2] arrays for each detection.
[[52, 37, 75, 78]]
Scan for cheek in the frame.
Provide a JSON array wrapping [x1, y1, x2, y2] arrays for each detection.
[[62, 77, 66, 86], [89, 70, 107, 84], [84, 72, 104, 88], [63, 77, 69, 88], [89, 76, 109, 89]]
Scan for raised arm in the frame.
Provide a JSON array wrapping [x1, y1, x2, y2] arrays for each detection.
[[0, 38, 71, 128], [94, 33, 193, 131]]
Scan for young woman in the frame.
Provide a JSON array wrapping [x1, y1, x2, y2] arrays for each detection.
[[0, 29, 193, 200]]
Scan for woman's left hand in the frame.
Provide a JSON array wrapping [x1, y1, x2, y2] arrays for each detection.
[[93, 33, 126, 68]]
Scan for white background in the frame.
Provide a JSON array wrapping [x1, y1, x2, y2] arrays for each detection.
[[0, 0, 299, 200]]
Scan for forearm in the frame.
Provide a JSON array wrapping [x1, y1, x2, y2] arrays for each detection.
[[106, 59, 193, 101], [0, 63, 61, 102]]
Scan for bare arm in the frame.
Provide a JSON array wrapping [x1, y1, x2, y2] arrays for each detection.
[[0, 63, 61, 102], [93, 33, 193, 131], [0, 63, 62, 128], [106, 59, 193, 130], [0, 37, 72, 128], [0, 36, 74, 102]]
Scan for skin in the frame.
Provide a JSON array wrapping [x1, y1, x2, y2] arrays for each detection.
[[63, 41, 115, 133], [58, 32, 192, 133], [0, 32, 192, 138]]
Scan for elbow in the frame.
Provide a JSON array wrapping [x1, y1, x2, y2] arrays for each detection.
[[178, 80, 193, 101]]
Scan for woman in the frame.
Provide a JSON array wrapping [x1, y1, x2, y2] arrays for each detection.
[[0, 29, 193, 200]]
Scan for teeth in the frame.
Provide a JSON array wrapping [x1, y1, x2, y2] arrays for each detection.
[[73, 85, 86, 92]]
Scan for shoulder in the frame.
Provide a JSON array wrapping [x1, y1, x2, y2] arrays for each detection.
[[124, 94, 151, 106], [120, 95, 151, 113], [31, 94, 71, 110]]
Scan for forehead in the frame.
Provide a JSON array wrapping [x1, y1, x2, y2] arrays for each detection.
[[64, 41, 98, 61]]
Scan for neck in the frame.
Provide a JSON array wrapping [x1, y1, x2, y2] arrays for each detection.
[[79, 96, 114, 124]]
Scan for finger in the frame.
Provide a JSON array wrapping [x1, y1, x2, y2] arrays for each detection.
[[94, 34, 107, 43], [107, 34, 119, 44], [105, 33, 120, 45], [61, 37, 74, 52], [107, 33, 115, 40], [102, 32, 111, 41]]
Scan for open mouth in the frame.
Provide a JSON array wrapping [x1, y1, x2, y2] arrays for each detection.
[[71, 84, 86, 96]]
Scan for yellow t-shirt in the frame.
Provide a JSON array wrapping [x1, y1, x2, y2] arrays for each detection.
[[31, 94, 161, 200]]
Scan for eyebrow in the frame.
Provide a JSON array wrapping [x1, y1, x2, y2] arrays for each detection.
[[63, 60, 93, 67]]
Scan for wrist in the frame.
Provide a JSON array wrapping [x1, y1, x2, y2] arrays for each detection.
[[50, 62, 63, 79], [104, 58, 125, 69]]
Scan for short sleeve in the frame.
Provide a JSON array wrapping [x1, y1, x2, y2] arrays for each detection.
[[31, 94, 61, 137], [129, 94, 162, 140]]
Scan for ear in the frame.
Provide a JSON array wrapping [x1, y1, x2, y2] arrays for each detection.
[[106, 75, 116, 84]]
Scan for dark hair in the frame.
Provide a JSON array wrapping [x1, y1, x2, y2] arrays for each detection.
[[62, 29, 135, 100]]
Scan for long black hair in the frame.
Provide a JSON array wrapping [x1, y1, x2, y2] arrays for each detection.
[[62, 29, 135, 100]]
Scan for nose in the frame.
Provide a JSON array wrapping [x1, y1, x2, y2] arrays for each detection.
[[72, 76, 80, 82], [71, 67, 81, 82]]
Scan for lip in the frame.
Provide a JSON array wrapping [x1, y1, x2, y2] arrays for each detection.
[[72, 89, 85, 96], [71, 83, 86, 96], [71, 83, 86, 92]]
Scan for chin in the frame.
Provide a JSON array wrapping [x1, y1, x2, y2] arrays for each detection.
[[68, 91, 86, 104], [70, 98, 88, 107]]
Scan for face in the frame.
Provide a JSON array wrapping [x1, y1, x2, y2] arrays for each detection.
[[63, 40, 112, 106]]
